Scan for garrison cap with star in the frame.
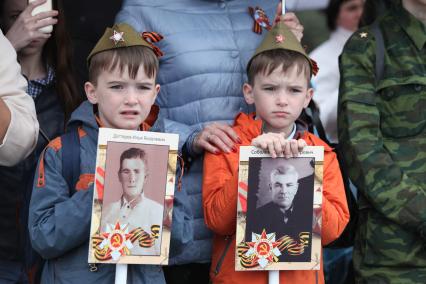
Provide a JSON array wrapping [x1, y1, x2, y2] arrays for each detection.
[[87, 23, 163, 64], [248, 21, 319, 76]]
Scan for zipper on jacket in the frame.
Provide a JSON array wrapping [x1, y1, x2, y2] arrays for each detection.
[[214, 235, 233, 275]]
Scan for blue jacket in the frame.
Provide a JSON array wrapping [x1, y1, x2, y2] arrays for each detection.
[[28, 101, 177, 284], [116, 0, 276, 265]]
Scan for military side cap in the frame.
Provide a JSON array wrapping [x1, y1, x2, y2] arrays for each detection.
[[87, 23, 164, 64], [249, 21, 318, 76]]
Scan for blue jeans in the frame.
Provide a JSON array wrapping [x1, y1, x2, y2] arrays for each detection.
[[0, 260, 29, 284], [323, 247, 353, 284]]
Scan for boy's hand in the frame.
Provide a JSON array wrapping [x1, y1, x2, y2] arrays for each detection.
[[272, 3, 303, 42], [193, 123, 240, 155], [251, 132, 307, 158], [5, 0, 58, 51]]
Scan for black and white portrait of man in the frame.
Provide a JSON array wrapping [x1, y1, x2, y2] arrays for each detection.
[[245, 157, 315, 262]]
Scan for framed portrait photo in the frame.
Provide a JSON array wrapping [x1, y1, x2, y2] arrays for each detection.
[[88, 128, 179, 265], [235, 146, 324, 271]]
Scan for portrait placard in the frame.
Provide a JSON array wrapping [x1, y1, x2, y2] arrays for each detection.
[[236, 146, 323, 271], [88, 128, 179, 265]]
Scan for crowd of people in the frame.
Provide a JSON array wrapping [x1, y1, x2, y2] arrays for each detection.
[[0, 0, 424, 283]]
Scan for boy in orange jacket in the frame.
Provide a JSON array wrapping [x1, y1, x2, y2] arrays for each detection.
[[202, 21, 349, 284]]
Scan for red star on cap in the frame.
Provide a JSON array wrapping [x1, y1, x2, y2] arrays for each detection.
[[275, 34, 284, 43], [109, 30, 125, 45]]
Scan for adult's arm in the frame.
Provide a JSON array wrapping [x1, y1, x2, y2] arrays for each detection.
[[0, 29, 38, 166], [0, 99, 11, 142], [338, 29, 426, 238]]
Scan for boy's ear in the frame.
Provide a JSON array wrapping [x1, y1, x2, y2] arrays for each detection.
[[303, 87, 314, 108], [243, 83, 255, 105], [153, 84, 160, 102], [85, 82, 98, 104]]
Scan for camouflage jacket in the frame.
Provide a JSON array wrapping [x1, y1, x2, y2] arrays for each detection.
[[338, 1, 426, 283]]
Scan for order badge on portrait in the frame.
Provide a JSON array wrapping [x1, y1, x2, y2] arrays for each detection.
[[88, 128, 179, 265], [236, 146, 323, 271]]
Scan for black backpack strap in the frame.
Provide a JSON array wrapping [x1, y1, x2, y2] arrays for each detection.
[[371, 20, 385, 86], [61, 128, 81, 195], [309, 101, 331, 145]]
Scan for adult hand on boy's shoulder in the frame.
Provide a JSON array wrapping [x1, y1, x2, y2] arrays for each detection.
[[273, 3, 303, 41], [192, 122, 240, 155], [252, 133, 306, 158]]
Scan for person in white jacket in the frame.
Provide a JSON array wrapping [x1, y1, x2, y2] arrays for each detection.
[[0, 29, 38, 166], [309, 0, 364, 144]]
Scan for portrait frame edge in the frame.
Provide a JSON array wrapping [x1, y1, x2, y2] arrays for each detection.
[[235, 146, 323, 271], [88, 128, 179, 265]]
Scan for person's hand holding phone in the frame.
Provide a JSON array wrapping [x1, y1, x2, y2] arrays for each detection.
[[5, 0, 58, 51]]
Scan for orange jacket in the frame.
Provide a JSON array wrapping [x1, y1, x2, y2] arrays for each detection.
[[202, 113, 349, 284]]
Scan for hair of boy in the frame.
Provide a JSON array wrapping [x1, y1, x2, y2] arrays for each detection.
[[88, 45, 159, 85], [247, 49, 311, 86], [270, 164, 299, 184], [118, 147, 149, 175]]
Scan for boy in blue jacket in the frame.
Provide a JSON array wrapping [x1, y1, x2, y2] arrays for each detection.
[[28, 23, 188, 283]]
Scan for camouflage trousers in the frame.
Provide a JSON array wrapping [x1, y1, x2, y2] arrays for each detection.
[[353, 208, 426, 284]]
